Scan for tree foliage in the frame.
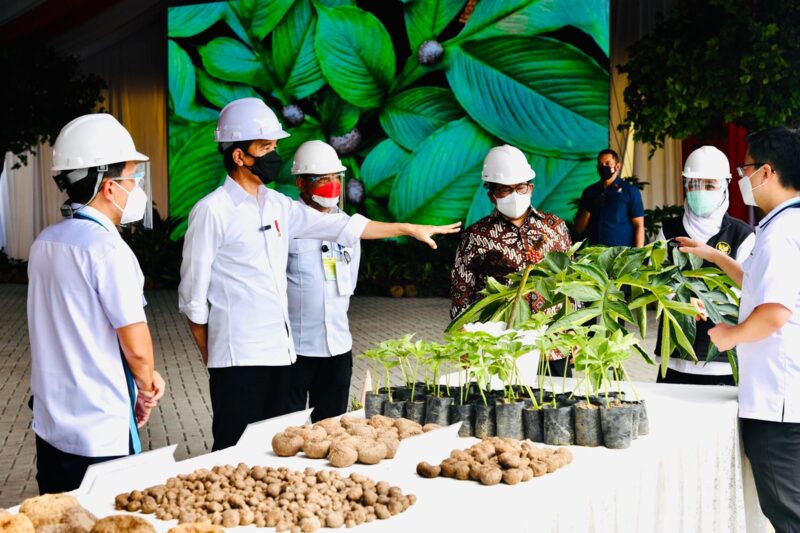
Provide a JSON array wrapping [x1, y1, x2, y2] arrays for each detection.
[[0, 39, 106, 167], [619, 0, 800, 149]]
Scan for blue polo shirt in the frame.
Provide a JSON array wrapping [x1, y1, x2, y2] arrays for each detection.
[[578, 177, 644, 246]]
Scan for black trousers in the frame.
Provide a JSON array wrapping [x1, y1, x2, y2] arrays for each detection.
[[656, 367, 736, 386], [208, 366, 285, 451], [741, 417, 800, 532], [35, 435, 128, 494], [279, 351, 352, 423]]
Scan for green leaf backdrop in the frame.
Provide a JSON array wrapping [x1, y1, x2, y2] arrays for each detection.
[[167, 0, 609, 239]]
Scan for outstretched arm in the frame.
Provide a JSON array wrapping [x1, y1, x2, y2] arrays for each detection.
[[676, 236, 744, 287], [361, 221, 462, 249]]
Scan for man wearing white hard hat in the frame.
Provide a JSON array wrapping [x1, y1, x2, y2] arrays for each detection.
[[27, 113, 165, 493], [178, 98, 459, 450], [654, 146, 754, 385], [280, 140, 360, 422], [450, 145, 573, 373]]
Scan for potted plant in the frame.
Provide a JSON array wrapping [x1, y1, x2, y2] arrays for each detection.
[[358, 346, 387, 418], [423, 342, 453, 426], [402, 337, 432, 424], [449, 241, 740, 381], [573, 328, 643, 449]]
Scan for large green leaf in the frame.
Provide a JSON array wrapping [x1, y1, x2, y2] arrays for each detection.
[[531, 156, 597, 219], [168, 3, 226, 38], [199, 37, 269, 88], [196, 70, 258, 109], [317, 0, 354, 5], [275, 118, 326, 162], [314, 4, 395, 109], [318, 90, 360, 136], [389, 118, 494, 225], [168, 121, 226, 234], [379, 87, 464, 150], [168, 41, 218, 122], [465, 153, 596, 225], [404, 0, 466, 54], [229, 0, 293, 40], [446, 35, 608, 157], [272, 0, 326, 100], [455, 0, 609, 56], [361, 139, 410, 198]]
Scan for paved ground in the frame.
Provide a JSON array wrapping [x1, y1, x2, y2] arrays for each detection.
[[0, 283, 657, 508]]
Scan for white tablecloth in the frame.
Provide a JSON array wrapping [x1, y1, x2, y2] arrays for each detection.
[[10, 383, 770, 532]]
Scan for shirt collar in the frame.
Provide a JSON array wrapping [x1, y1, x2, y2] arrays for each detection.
[[758, 195, 800, 229], [69, 204, 117, 232], [223, 176, 265, 206]]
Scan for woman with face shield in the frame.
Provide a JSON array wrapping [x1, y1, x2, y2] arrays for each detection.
[[654, 146, 755, 385]]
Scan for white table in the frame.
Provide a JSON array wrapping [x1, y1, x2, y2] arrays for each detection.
[[9, 383, 770, 532]]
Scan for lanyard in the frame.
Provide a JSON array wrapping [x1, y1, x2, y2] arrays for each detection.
[[73, 212, 110, 232], [759, 200, 800, 230]]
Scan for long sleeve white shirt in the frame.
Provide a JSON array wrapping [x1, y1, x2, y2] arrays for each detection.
[[287, 199, 361, 357], [178, 177, 369, 367]]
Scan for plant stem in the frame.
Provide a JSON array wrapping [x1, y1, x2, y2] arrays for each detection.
[[507, 264, 533, 329]]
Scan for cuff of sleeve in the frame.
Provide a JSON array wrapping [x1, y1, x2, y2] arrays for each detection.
[[111, 309, 147, 330], [180, 302, 210, 325], [338, 214, 370, 247], [758, 291, 796, 314]]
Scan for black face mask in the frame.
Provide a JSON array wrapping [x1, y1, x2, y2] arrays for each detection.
[[597, 165, 615, 181], [245, 150, 282, 185]]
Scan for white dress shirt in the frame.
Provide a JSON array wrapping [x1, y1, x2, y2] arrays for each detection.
[[737, 197, 800, 422], [27, 206, 146, 456], [178, 177, 369, 368], [287, 199, 361, 357]]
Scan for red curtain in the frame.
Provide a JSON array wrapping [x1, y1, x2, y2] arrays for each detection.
[[681, 124, 749, 222]]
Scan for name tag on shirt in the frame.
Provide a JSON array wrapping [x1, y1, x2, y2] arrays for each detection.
[[323, 257, 338, 281], [336, 261, 354, 296]]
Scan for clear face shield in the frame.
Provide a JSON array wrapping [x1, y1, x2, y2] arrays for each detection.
[[111, 161, 153, 229], [683, 176, 728, 217]]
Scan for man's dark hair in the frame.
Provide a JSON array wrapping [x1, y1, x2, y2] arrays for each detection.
[[746, 127, 800, 190], [64, 162, 126, 204], [220, 141, 254, 173], [597, 149, 620, 163]]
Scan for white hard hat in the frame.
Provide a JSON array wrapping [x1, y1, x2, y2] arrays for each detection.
[[481, 145, 536, 185], [52, 113, 148, 171], [682, 146, 731, 180], [291, 140, 347, 175], [215, 97, 290, 145]]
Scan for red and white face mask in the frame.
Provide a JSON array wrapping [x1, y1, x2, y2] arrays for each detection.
[[311, 181, 341, 208]]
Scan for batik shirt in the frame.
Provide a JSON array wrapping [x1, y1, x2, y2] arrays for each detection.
[[450, 208, 572, 320]]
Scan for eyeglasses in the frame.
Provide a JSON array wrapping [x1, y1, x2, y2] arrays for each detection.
[[492, 182, 533, 198], [736, 163, 764, 179], [305, 172, 344, 184]]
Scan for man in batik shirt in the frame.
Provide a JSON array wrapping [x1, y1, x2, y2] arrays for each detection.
[[450, 146, 572, 371]]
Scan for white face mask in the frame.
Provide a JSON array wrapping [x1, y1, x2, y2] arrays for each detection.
[[496, 192, 531, 219], [112, 180, 148, 224], [738, 166, 766, 207], [312, 195, 340, 209]]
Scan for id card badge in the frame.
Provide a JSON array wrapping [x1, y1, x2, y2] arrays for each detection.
[[323, 257, 338, 281], [335, 260, 354, 296]]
